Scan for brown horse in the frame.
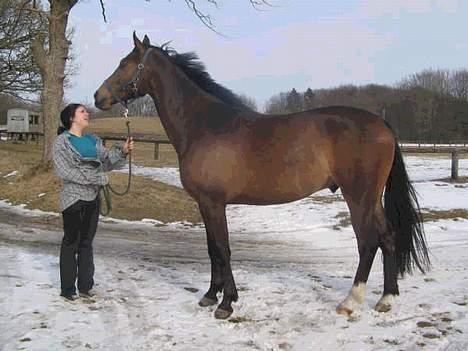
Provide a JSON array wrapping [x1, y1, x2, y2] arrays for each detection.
[[94, 33, 430, 319]]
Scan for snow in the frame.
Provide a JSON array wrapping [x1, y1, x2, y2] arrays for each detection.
[[0, 200, 58, 218], [405, 155, 468, 181], [3, 170, 18, 178], [119, 154, 467, 233], [0, 155, 467, 350]]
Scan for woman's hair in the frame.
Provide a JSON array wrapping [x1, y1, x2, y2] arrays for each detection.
[[57, 103, 83, 135]]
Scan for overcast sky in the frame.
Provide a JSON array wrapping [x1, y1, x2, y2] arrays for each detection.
[[68, 0, 467, 109]]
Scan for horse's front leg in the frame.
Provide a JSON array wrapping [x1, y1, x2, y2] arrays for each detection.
[[198, 199, 238, 319], [198, 238, 223, 307]]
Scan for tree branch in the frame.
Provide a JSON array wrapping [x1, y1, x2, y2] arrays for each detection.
[[99, 0, 107, 23], [96, 1, 271, 35]]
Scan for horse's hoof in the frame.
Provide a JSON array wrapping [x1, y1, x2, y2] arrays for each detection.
[[214, 308, 233, 320], [198, 296, 218, 307], [375, 303, 392, 313], [375, 294, 394, 313], [336, 304, 353, 316]]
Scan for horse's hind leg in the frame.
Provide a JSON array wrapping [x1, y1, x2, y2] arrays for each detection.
[[375, 225, 399, 312], [336, 200, 386, 316]]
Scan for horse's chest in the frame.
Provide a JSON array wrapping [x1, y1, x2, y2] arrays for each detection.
[[179, 145, 247, 195]]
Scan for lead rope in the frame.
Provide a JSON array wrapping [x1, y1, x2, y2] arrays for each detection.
[[99, 108, 132, 216]]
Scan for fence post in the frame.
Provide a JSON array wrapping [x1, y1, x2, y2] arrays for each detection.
[[451, 150, 459, 180], [154, 142, 160, 160]]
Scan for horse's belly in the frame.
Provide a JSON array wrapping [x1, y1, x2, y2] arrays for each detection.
[[232, 168, 328, 205]]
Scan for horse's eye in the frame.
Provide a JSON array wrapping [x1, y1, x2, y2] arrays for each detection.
[[119, 60, 127, 67]]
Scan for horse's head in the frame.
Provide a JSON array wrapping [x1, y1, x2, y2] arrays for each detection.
[[94, 32, 152, 110]]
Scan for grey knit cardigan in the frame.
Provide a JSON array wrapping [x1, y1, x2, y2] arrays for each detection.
[[52, 132, 127, 212]]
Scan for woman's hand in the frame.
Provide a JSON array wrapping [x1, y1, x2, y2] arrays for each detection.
[[123, 137, 134, 155]]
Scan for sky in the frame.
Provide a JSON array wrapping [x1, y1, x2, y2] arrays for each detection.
[[68, 0, 468, 110]]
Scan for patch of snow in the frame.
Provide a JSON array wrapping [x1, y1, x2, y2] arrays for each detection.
[[0, 219, 466, 351], [0, 154, 467, 350], [0, 200, 58, 218], [115, 165, 182, 188], [115, 155, 467, 232], [3, 170, 18, 178], [404, 155, 468, 182]]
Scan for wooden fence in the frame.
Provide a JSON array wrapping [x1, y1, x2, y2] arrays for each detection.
[[98, 133, 171, 160], [1, 130, 466, 180], [98, 133, 468, 180], [0, 130, 43, 143], [399, 145, 467, 180]]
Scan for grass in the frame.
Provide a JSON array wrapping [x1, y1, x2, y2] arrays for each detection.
[[0, 117, 466, 224], [0, 117, 201, 223], [89, 117, 179, 167], [89, 116, 167, 136], [330, 208, 468, 230], [421, 209, 468, 221]]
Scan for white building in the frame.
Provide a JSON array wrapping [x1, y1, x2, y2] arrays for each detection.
[[7, 108, 42, 133]]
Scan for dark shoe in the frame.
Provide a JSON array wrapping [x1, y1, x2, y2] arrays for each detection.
[[61, 293, 78, 302], [79, 290, 96, 298]]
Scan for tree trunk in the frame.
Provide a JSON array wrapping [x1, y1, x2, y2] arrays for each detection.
[[41, 77, 64, 162], [31, 0, 77, 164]]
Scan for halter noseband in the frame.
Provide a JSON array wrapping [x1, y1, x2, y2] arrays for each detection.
[[104, 47, 154, 108]]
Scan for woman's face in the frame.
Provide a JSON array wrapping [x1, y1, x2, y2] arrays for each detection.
[[71, 105, 90, 129]]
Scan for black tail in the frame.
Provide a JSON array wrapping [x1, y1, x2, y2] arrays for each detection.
[[384, 142, 431, 276]]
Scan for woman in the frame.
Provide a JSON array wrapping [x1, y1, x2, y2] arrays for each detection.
[[52, 103, 134, 301]]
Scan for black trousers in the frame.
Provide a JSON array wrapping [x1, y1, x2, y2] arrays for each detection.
[[60, 196, 100, 296]]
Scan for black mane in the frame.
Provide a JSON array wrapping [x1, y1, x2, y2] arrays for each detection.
[[154, 45, 252, 112]]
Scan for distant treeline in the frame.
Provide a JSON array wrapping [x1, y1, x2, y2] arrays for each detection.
[[1, 68, 467, 141], [265, 68, 468, 141]]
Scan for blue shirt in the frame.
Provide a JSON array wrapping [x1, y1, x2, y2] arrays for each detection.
[[66, 132, 97, 158]]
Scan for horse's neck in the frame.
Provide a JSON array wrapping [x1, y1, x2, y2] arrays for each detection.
[[146, 53, 216, 156]]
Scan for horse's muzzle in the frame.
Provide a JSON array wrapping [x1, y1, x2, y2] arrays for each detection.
[[94, 88, 111, 110]]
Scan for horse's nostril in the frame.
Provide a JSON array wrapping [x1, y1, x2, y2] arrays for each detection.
[[94, 98, 103, 109]]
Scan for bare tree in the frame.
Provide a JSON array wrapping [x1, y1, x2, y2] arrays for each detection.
[[29, 0, 78, 164], [237, 93, 258, 111], [128, 95, 159, 116], [0, 0, 44, 99], [449, 69, 468, 101], [23, 0, 272, 164], [99, 0, 272, 31], [265, 92, 289, 114], [398, 69, 451, 96]]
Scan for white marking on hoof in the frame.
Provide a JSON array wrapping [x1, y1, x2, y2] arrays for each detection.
[[375, 294, 395, 312], [336, 282, 366, 316]]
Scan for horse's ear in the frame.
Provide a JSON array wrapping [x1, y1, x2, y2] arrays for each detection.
[[133, 31, 145, 52], [143, 35, 150, 48]]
